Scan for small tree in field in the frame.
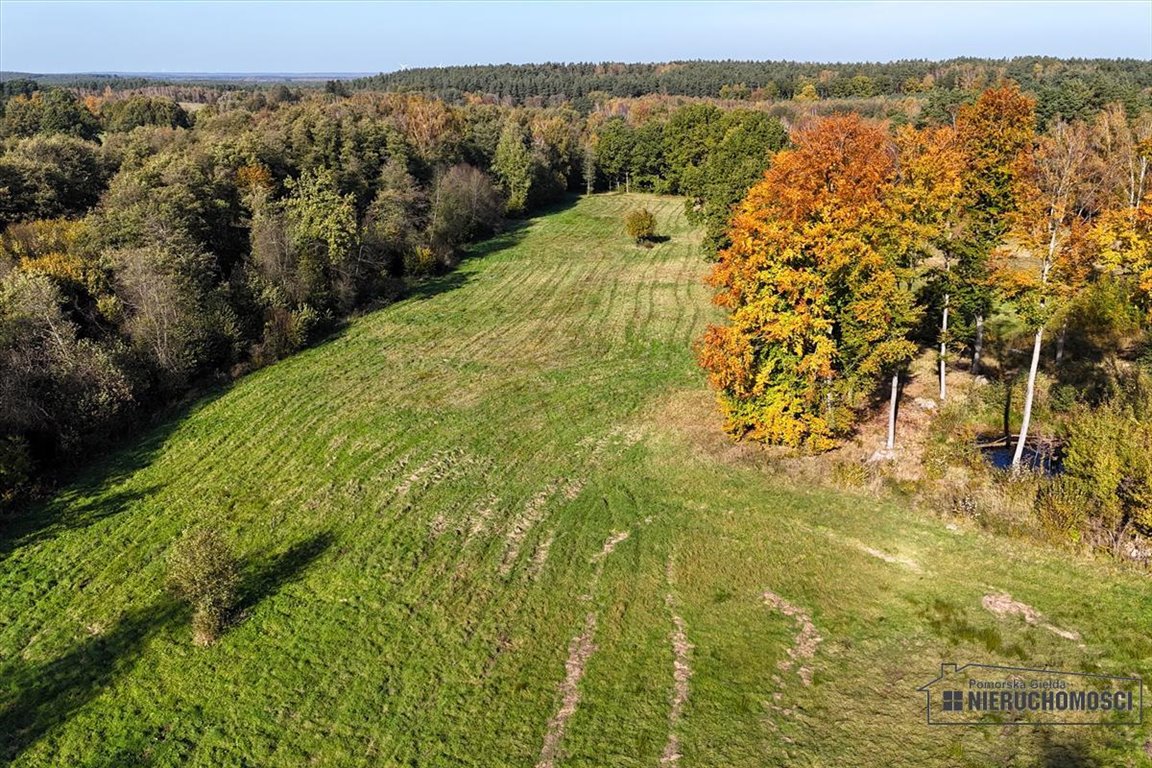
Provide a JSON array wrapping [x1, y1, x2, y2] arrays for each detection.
[[625, 208, 657, 243], [167, 528, 240, 646]]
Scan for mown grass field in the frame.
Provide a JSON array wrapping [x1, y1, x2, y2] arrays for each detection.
[[2, 193, 1149, 767]]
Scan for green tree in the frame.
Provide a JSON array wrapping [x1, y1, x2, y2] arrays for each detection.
[[1, 89, 100, 141], [686, 110, 788, 255], [363, 156, 428, 278], [662, 103, 722, 194], [492, 118, 534, 215], [629, 121, 667, 192], [594, 118, 635, 190], [101, 96, 192, 132], [0, 134, 108, 221]]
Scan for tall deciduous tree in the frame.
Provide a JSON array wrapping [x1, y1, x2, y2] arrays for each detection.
[[699, 114, 919, 450], [954, 84, 1037, 374], [1008, 119, 1093, 469], [893, 124, 966, 400], [1090, 106, 1152, 319], [492, 118, 534, 215]]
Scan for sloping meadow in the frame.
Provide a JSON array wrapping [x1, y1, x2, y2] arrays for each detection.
[[1, 195, 1148, 766]]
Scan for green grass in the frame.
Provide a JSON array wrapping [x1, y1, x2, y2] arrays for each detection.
[[2, 193, 1149, 767]]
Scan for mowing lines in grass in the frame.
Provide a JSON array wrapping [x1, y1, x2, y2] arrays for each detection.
[[536, 611, 598, 768]]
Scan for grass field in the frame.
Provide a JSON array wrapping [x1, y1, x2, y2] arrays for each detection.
[[1, 194, 1149, 767]]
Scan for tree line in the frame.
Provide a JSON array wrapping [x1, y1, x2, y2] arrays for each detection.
[[0, 86, 792, 504], [699, 84, 1152, 553], [350, 58, 1152, 119], [3, 76, 1150, 551]]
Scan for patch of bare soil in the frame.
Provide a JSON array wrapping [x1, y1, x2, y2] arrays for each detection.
[[763, 590, 822, 687], [982, 592, 1082, 642], [465, 494, 499, 543], [591, 531, 629, 563], [528, 530, 556, 579], [536, 613, 598, 768], [849, 540, 924, 574], [501, 481, 562, 574], [660, 595, 693, 766]]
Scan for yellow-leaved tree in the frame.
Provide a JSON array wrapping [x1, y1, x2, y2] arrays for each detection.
[[698, 114, 921, 451]]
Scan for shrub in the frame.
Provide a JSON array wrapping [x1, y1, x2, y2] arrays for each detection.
[[167, 528, 241, 646], [625, 208, 657, 243], [404, 245, 442, 277], [1035, 478, 1089, 544], [1043, 377, 1152, 554]]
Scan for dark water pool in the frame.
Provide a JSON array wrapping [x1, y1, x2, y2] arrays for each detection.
[[979, 440, 1063, 475]]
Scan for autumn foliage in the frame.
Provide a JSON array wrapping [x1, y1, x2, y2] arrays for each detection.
[[700, 81, 1152, 467], [699, 114, 920, 449]]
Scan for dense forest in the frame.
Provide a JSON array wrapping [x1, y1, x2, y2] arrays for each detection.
[[1, 60, 1151, 561], [0, 81, 793, 503], [350, 57, 1152, 120]]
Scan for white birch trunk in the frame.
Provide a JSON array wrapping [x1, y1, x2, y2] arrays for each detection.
[[886, 371, 899, 451], [939, 295, 949, 401], [971, 314, 984, 374], [1013, 218, 1059, 470], [1011, 326, 1044, 470]]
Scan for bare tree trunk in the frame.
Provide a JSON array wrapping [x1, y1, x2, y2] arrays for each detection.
[[887, 371, 899, 451], [1055, 320, 1067, 366], [939, 294, 949, 400], [1011, 327, 1044, 470], [1002, 380, 1012, 442], [971, 314, 984, 374]]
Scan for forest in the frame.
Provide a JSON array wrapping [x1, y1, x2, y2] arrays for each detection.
[[1, 59, 1150, 561], [350, 57, 1152, 120]]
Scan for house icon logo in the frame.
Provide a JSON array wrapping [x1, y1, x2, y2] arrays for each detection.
[[918, 663, 1143, 726]]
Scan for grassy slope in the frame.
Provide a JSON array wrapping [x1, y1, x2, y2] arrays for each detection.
[[1, 194, 1149, 767]]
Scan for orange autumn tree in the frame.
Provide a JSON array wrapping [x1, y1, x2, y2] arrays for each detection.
[[698, 114, 920, 450]]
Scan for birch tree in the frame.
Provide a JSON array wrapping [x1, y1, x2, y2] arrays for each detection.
[[1009, 120, 1092, 469]]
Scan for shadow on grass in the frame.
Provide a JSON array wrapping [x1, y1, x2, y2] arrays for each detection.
[[0, 599, 180, 763], [1, 196, 584, 560], [233, 530, 334, 622], [0, 387, 233, 563], [405, 196, 581, 303], [0, 531, 335, 762], [1036, 727, 1111, 768], [919, 598, 1033, 661]]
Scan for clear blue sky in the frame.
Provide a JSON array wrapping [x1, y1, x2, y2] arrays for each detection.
[[1, 1, 1149, 74]]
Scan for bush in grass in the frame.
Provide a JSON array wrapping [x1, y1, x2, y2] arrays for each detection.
[[625, 208, 657, 243], [167, 528, 240, 646], [1035, 478, 1090, 544], [1039, 376, 1152, 555]]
